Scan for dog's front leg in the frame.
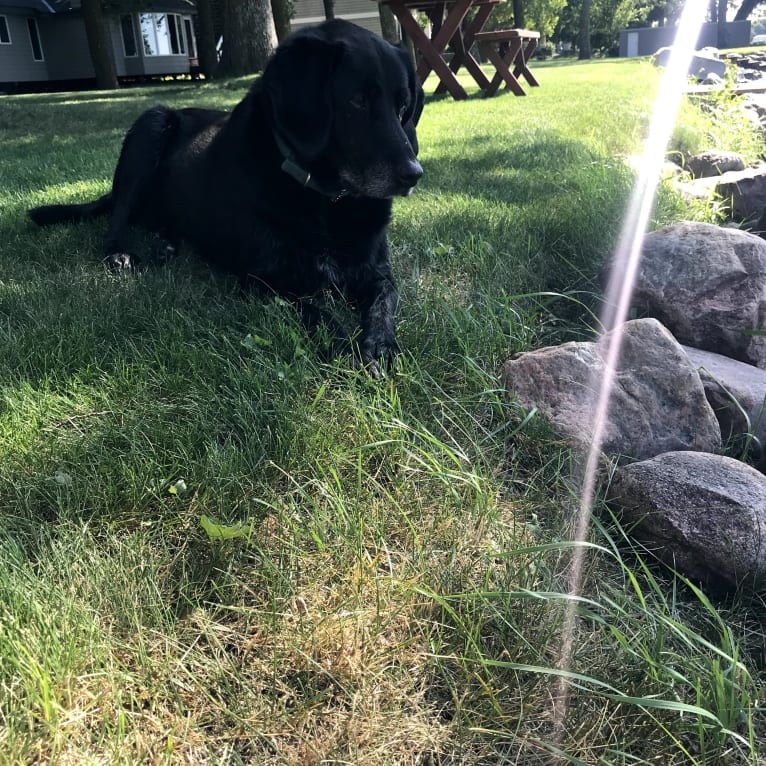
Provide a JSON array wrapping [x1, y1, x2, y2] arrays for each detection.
[[298, 300, 351, 360], [356, 267, 400, 377]]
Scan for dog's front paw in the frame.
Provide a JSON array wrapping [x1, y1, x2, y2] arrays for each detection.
[[149, 234, 178, 263], [105, 252, 138, 272], [359, 333, 399, 378]]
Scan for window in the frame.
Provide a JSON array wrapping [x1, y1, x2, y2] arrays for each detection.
[[168, 14, 181, 55], [183, 17, 196, 59], [27, 18, 42, 61], [0, 16, 11, 45], [121, 14, 137, 57], [139, 13, 186, 56]]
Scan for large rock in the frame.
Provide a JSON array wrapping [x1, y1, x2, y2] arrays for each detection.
[[624, 222, 766, 367], [685, 150, 746, 179], [653, 47, 726, 80], [683, 346, 766, 456], [608, 451, 766, 590], [502, 318, 721, 463], [675, 165, 766, 224]]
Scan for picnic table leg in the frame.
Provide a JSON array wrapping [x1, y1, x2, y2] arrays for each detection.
[[417, 0, 475, 98], [389, 5, 469, 99], [482, 38, 525, 96], [434, 3, 494, 95], [513, 38, 540, 87]]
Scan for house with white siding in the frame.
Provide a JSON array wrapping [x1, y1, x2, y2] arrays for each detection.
[[292, 0, 382, 35], [0, 0, 198, 92], [0, 0, 385, 93]]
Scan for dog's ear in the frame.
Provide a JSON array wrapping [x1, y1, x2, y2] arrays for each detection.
[[401, 54, 424, 154], [407, 79, 425, 128], [262, 34, 345, 161]]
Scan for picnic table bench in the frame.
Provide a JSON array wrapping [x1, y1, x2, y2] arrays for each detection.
[[376, 0, 541, 99], [473, 28, 540, 96]]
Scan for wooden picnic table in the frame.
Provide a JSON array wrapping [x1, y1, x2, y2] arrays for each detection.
[[473, 27, 540, 96], [376, 0, 540, 99]]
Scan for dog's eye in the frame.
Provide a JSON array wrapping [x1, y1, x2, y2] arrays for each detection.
[[350, 93, 368, 110], [398, 104, 408, 122]]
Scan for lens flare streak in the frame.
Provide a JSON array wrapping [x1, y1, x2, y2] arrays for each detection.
[[553, 0, 710, 741]]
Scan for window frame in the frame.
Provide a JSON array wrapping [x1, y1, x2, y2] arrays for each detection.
[[120, 14, 138, 58], [0, 16, 11, 45], [26, 17, 43, 61], [139, 13, 187, 57], [183, 16, 196, 59]]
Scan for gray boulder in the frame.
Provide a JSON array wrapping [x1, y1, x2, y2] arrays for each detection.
[[653, 47, 726, 80], [683, 346, 766, 454], [502, 318, 721, 463], [685, 150, 746, 178], [624, 221, 766, 367], [608, 451, 766, 590], [676, 164, 766, 225]]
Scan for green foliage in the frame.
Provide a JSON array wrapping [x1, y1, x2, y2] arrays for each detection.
[[489, 0, 569, 39], [669, 66, 765, 162], [555, 0, 668, 54]]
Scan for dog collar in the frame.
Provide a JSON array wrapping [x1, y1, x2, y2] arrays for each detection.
[[273, 131, 348, 202]]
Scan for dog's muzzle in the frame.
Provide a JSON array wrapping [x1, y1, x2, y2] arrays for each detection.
[[397, 159, 423, 195]]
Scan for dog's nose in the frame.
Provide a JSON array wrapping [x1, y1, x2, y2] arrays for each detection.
[[397, 160, 423, 189]]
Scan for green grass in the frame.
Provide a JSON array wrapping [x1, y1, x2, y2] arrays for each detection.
[[0, 58, 764, 764]]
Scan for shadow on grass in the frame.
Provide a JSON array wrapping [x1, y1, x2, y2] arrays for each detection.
[[393, 132, 634, 303], [1, 84, 244, 139], [421, 129, 632, 205]]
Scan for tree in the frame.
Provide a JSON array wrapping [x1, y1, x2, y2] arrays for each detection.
[[643, 0, 685, 25], [513, 0, 525, 27], [590, 0, 651, 52], [716, 0, 728, 47], [734, 0, 764, 20], [218, 0, 277, 76], [378, 4, 399, 43], [555, 0, 657, 57], [578, 0, 592, 58], [322, 0, 335, 20], [489, 0, 566, 38], [81, 0, 118, 89], [271, 0, 294, 41], [195, 0, 219, 79], [528, 0, 568, 37]]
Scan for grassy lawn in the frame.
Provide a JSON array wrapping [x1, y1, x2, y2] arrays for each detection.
[[1, 57, 765, 764]]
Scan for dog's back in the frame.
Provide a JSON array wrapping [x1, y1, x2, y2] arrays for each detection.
[[29, 106, 228, 229]]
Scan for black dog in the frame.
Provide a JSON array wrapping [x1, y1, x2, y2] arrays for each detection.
[[28, 19, 424, 374]]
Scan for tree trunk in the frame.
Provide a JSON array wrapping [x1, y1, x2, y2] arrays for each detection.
[[322, 0, 335, 20], [81, 0, 118, 89], [219, 0, 277, 76], [734, 0, 762, 21], [196, 0, 219, 79], [578, 0, 592, 59], [717, 0, 728, 47], [378, 3, 399, 43], [512, 0, 525, 29], [271, 0, 293, 42]]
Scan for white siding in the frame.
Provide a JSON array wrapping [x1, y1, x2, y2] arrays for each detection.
[[0, 8, 192, 85], [39, 16, 94, 79], [291, 0, 382, 34], [0, 13, 48, 82]]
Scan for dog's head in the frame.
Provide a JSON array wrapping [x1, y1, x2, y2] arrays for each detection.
[[262, 19, 424, 200]]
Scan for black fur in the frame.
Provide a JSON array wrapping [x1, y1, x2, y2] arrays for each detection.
[[28, 20, 424, 374]]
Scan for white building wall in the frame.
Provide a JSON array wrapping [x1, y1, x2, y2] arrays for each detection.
[[291, 0, 382, 35]]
